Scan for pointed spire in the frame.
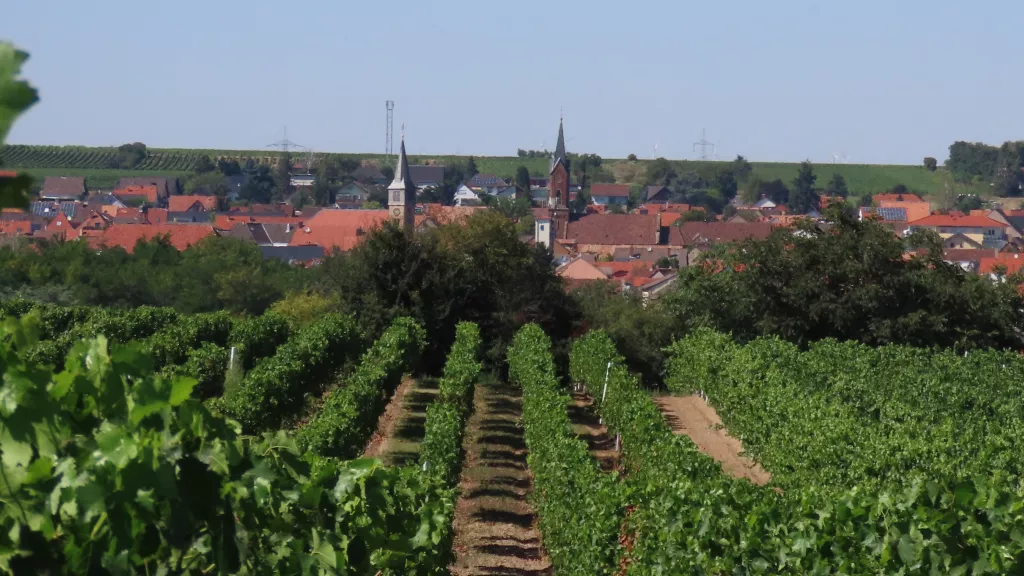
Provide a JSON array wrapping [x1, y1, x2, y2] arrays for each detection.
[[390, 135, 413, 190], [551, 116, 569, 174]]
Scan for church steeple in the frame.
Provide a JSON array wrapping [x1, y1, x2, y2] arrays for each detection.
[[388, 131, 416, 233], [551, 116, 569, 174]]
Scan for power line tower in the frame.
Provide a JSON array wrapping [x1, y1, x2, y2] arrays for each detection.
[[692, 128, 716, 161], [385, 100, 395, 160], [266, 126, 305, 168]]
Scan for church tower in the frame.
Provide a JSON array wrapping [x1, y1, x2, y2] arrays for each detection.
[[388, 135, 416, 233], [549, 118, 570, 209]]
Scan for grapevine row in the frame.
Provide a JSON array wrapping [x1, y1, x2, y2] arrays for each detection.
[[572, 329, 1024, 574], [508, 324, 623, 576]]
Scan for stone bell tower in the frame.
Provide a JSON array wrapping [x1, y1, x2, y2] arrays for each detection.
[[388, 134, 416, 233]]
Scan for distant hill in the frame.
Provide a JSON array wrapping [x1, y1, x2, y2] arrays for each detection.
[[0, 144, 989, 197]]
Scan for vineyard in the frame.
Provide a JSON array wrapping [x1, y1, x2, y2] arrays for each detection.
[[3, 297, 1024, 574]]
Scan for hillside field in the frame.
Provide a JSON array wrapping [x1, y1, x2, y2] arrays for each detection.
[[1, 144, 991, 197]]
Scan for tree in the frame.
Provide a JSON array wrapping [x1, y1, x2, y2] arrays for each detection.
[[715, 170, 738, 201], [466, 156, 479, 179], [790, 161, 819, 214], [646, 158, 677, 186], [273, 153, 293, 201], [218, 158, 242, 176], [663, 206, 1024, 351], [924, 157, 938, 172], [0, 43, 38, 210], [380, 165, 395, 181], [514, 166, 531, 197], [112, 142, 147, 169], [194, 155, 216, 174], [826, 172, 848, 198], [994, 142, 1024, 196], [627, 154, 638, 162], [241, 165, 276, 204], [956, 194, 983, 212], [762, 179, 790, 205], [731, 155, 753, 182], [740, 176, 762, 205], [184, 172, 229, 200], [723, 204, 738, 219]]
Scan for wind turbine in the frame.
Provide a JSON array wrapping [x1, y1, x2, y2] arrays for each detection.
[[652, 143, 659, 159]]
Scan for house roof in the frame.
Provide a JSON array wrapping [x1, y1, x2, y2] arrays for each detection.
[[660, 212, 682, 226], [408, 165, 445, 187], [911, 214, 1004, 228], [645, 185, 670, 199], [259, 245, 325, 263], [878, 200, 930, 222], [114, 185, 160, 204], [83, 223, 217, 252], [289, 209, 390, 252], [224, 222, 295, 245], [230, 203, 294, 216], [168, 195, 217, 212], [590, 183, 631, 198], [979, 254, 1024, 275], [214, 213, 303, 229], [669, 222, 774, 247], [551, 119, 569, 175], [612, 246, 675, 262], [467, 173, 508, 187], [564, 213, 659, 246], [419, 204, 486, 226], [352, 165, 386, 182], [556, 258, 608, 281], [860, 206, 907, 221], [115, 177, 173, 197], [41, 176, 85, 198], [874, 193, 924, 203], [30, 201, 78, 219], [942, 249, 996, 263]]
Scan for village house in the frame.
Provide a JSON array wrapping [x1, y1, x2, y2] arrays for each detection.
[[561, 213, 660, 255], [409, 165, 445, 191], [590, 183, 630, 206], [667, 221, 774, 266], [168, 195, 218, 212], [909, 213, 1006, 249], [40, 176, 86, 201], [466, 174, 509, 196], [114, 185, 161, 206], [115, 176, 176, 199], [644, 185, 671, 203]]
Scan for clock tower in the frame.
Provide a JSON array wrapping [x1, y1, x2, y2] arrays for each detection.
[[388, 135, 416, 233]]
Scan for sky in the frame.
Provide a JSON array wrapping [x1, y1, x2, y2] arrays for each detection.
[[3, 0, 1022, 165]]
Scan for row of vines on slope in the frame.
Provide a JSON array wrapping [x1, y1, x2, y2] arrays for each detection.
[[419, 321, 481, 485], [297, 317, 425, 459], [572, 329, 1024, 575], [508, 324, 623, 576], [667, 328, 1024, 491], [0, 313, 453, 575]]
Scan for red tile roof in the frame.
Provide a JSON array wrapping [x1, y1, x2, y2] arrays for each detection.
[[0, 171, 17, 178], [288, 209, 389, 252], [943, 249, 997, 263], [910, 214, 1003, 228], [669, 222, 774, 247], [564, 213, 659, 246], [879, 201, 931, 223], [114, 185, 160, 204], [146, 208, 169, 224], [168, 195, 217, 212], [660, 212, 682, 226], [979, 254, 1024, 275], [84, 224, 217, 252], [590, 184, 631, 198], [214, 213, 304, 229], [0, 220, 33, 236]]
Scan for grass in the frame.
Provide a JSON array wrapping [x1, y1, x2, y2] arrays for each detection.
[[5, 144, 995, 198]]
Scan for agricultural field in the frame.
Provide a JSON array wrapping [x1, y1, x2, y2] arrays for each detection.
[[0, 299, 484, 574], [2, 143, 990, 198]]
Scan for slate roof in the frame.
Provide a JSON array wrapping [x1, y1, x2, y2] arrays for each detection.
[[564, 214, 659, 246], [467, 173, 508, 187], [669, 222, 774, 247], [408, 165, 445, 187], [30, 201, 78, 219], [352, 165, 386, 182], [223, 222, 295, 245], [41, 176, 86, 198], [259, 245, 325, 263]]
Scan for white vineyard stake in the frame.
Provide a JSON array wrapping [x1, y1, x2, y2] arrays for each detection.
[[615, 434, 621, 452], [229, 346, 236, 371], [601, 361, 611, 404], [422, 461, 429, 472]]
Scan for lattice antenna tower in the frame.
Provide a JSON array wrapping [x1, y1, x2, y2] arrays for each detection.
[[693, 128, 716, 161], [386, 100, 395, 160]]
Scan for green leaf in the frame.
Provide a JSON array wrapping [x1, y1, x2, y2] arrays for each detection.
[[169, 376, 197, 406], [0, 43, 38, 143]]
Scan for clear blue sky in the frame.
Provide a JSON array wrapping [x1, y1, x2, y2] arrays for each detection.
[[3, 0, 1021, 164]]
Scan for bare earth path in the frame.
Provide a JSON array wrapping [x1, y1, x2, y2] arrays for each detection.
[[656, 394, 771, 486], [450, 379, 552, 576], [567, 391, 619, 472], [362, 376, 421, 460]]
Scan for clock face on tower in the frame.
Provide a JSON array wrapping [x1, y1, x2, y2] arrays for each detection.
[[392, 208, 401, 216]]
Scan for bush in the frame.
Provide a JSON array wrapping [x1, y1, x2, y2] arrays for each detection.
[[228, 311, 291, 371], [163, 341, 229, 399], [145, 311, 234, 370], [298, 317, 425, 458], [224, 313, 365, 431]]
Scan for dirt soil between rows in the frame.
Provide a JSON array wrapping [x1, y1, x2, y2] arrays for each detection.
[[656, 394, 771, 486], [362, 376, 418, 459]]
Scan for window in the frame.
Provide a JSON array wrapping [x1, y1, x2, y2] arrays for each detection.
[[539, 224, 545, 232], [392, 190, 400, 202]]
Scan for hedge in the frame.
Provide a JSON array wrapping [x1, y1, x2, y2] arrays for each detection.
[[228, 312, 291, 371]]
